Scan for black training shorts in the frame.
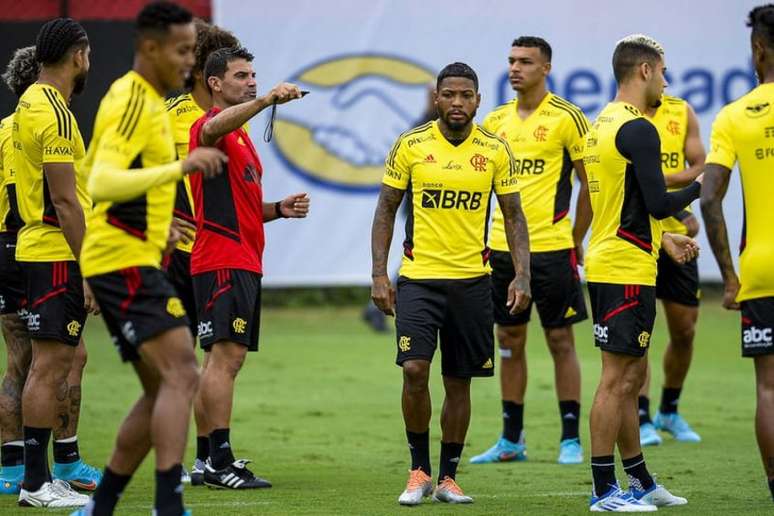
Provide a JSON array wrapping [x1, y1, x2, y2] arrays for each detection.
[[741, 297, 774, 357], [588, 282, 656, 358]]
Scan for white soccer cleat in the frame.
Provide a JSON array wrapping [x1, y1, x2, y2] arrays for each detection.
[[398, 469, 432, 506], [590, 485, 657, 512], [432, 476, 473, 504], [634, 484, 687, 507], [18, 479, 90, 508]]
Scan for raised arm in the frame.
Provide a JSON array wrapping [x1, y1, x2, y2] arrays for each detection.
[[616, 118, 701, 219], [370, 184, 405, 316], [200, 83, 302, 147], [700, 163, 739, 309], [497, 191, 531, 314]]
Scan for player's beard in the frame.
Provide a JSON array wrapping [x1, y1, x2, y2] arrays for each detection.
[[443, 108, 477, 131], [72, 71, 88, 96]]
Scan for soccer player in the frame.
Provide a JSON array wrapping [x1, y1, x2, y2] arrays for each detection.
[[71, 3, 226, 515], [639, 95, 706, 446], [584, 35, 700, 511], [12, 18, 101, 507], [189, 46, 309, 490], [701, 4, 774, 503], [372, 62, 530, 505], [165, 19, 240, 487], [0, 46, 38, 495], [469, 36, 591, 466]]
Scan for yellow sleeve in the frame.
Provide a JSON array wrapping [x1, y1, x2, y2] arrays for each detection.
[[564, 110, 589, 161], [88, 98, 184, 203], [493, 139, 519, 195], [382, 136, 410, 190], [38, 108, 76, 164], [481, 111, 497, 134], [705, 107, 736, 170]]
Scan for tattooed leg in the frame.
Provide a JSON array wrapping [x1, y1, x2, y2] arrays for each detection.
[[0, 314, 31, 443]]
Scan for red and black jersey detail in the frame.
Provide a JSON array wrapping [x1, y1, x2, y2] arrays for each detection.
[[616, 163, 652, 254], [553, 150, 573, 224], [106, 155, 148, 241], [481, 191, 493, 265], [173, 180, 195, 224], [41, 174, 60, 227], [201, 162, 241, 243], [4, 184, 23, 233], [403, 183, 414, 260]]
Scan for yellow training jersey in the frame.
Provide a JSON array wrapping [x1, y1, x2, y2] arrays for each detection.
[[483, 92, 588, 252], [647, 95, 690, 235], [12, 83, 90, 262], [0, 114, 23, 234], [705, 82, 774, 302], [166, 92, 204, 253], [80, 71, 177, 277], [584, 102, 662, 286], [383, 121, 519, 280]]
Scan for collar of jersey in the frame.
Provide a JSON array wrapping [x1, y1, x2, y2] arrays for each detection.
[[511, 91, 552, 123], [432, 120, 478, 148]]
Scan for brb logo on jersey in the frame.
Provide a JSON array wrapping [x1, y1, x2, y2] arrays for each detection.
[[422, 189, 483, 210], [272, 54, 435, 192]]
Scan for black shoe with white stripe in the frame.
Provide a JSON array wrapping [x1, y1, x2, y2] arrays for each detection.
[[203, 459, 272, 489]]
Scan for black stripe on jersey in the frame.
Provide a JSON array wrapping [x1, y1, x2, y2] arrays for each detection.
[[481, 191, 493, 265], [548, 97, 588, 137], [42, 88, 68, 140], [387, 122, 433, 169], [118, 82, 139, 136], [125, 92, 145, 140], [174, 180, 194, 219], [120, 84, 146, 140], [663, 96, 683, 105], [4, 185, 23, 233], [202, 161, 241, 242], [550, 95, 589, 130], [403, 182, 415, 260], [553, 149, 573, 223], [48, 90, 73, 141], [616, 161, 653, 254], [41, 174, 60, 227], [105, 155, 149, 240], [165, 95, 189, 112]]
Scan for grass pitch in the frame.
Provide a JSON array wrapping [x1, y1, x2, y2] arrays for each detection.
[[1, 296, 772, 515]]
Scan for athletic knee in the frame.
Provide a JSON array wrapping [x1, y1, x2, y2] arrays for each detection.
[[443, 377, 471, 403], [402, 361, 429, 392], [669, 326, 696, 349], [210, 346, 246, 380], [545, 328, 575, 359], [496, 326, 526, 357]]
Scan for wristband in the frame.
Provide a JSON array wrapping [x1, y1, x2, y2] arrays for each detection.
[[275, 200, 288, 218]]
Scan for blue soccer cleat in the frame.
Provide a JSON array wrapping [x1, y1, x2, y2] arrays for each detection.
[[590, 484, 657, 512], [639, 423, 662, 447], [0, 464, 23, 495], [654, 412, 701, 442], [557, 438, 583, 464], [54, 460, 103, 491], [469, 434, 526, 464]]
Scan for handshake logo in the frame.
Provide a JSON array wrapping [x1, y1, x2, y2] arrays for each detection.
[[272, 54, 435, 192]]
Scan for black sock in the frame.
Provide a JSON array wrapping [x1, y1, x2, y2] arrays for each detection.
[[53, 437, 80, 464], [91, 467, 132, 516], [406, 430, 430, 475], [502, 401, 524, 443], [154, 464, 184, 516], [638, 396, 652, 425], [559, 400, 580, 441], [209, 428, 235, 470], [768, 478, 774, 502], [622, 453, 655, 492], [1, 442, 24, 467], [196, 436, 209, 463], [438, 442, 464, 482], [659, 387, 682, 414], [591, 455, 616, 497], [22, 426, 51, 491]]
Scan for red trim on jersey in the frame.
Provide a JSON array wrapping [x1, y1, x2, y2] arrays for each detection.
[[107, 215, 148, 241], [552, 209, 569, 223], [616, 227, 652, 252]]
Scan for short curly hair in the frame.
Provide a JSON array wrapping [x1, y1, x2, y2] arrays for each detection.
[[2, 46, 39, 98], [185, 20, 240, 90]]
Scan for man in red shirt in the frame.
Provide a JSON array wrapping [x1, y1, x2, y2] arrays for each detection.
[[188, 46, 309, 489]]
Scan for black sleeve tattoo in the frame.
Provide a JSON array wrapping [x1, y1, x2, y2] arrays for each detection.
[[497, 192, 530, 282], [700, 163, 737, 282], [371, 184, 405, 276]]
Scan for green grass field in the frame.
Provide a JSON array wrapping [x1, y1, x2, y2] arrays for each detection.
[[1, 296, 772, 515]]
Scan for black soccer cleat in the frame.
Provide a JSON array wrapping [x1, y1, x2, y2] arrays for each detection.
[[203, 459, 272, 489]]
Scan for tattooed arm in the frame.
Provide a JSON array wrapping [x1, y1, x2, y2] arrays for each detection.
[[371, 184, 405, 316], [700, 163, 740, 310], [497, 191, 531, 314]]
